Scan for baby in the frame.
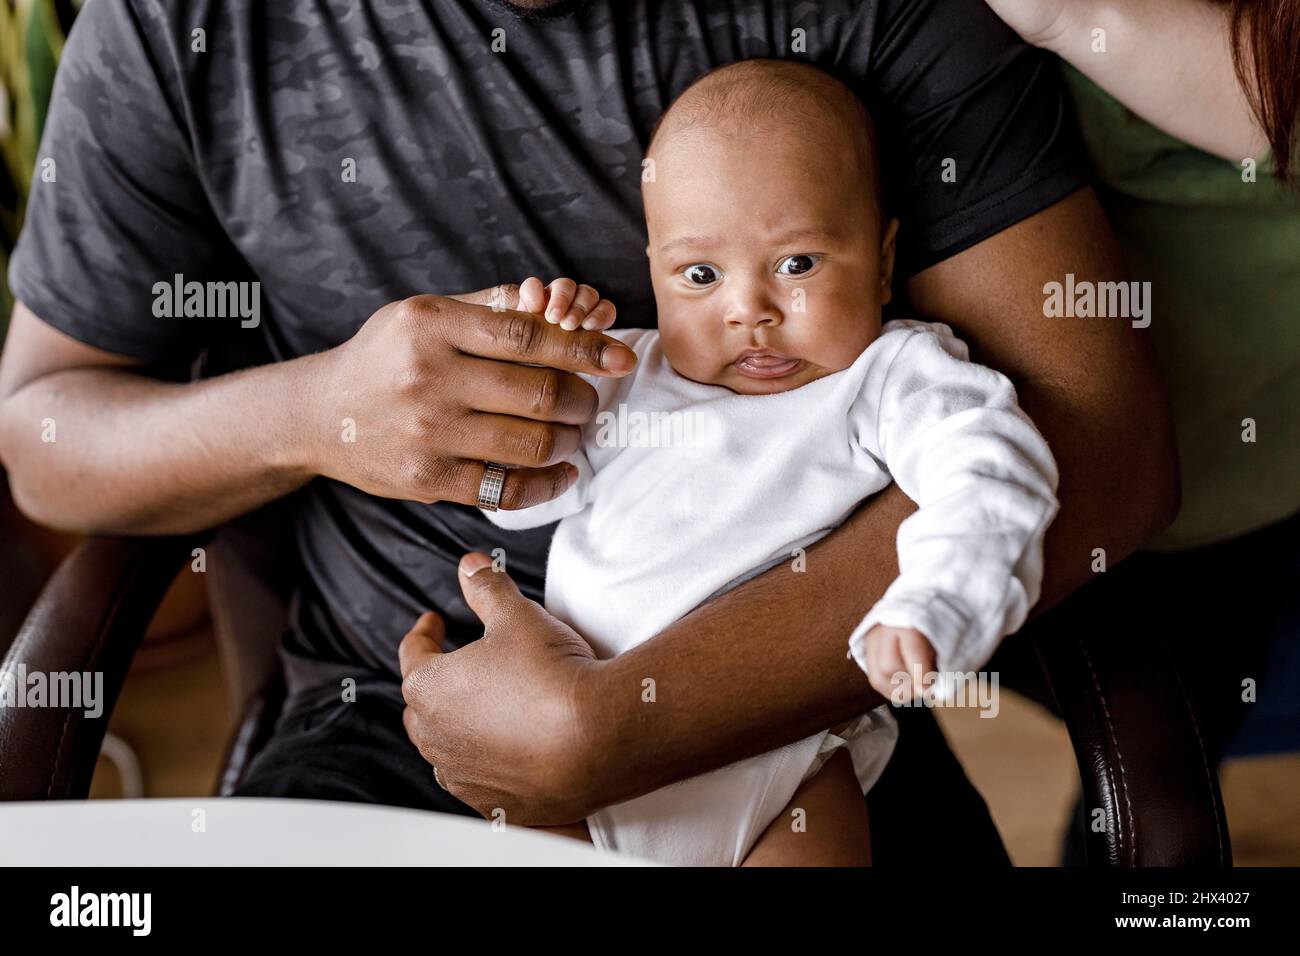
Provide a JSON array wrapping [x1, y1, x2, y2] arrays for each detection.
[[480, 59, 1060, 866]]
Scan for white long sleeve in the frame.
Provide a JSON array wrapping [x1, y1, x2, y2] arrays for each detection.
[[846, 320, 1060, 697]]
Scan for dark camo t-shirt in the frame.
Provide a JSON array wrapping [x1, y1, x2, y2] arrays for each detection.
[[10, 0, 1087, 688]]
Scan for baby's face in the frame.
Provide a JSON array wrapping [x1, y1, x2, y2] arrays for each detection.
[[645, 123, 896, 395]]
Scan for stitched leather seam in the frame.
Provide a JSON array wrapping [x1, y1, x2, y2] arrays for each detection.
[[1079, 638, 1135, 866]]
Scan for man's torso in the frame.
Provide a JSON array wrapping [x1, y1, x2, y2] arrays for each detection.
[[12, 0, 1086, 680], [178, 0, 883, 671]]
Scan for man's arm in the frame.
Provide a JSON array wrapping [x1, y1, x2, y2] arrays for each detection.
[[0, 302, 319, 534], [571, 187, 1179, 812], [0, 292, 632, 535]]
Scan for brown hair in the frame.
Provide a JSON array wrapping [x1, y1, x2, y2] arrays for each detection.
[[1212, 0, 1300, 182]]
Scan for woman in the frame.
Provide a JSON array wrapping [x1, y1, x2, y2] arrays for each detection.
[[986, 0, 1300, 859]]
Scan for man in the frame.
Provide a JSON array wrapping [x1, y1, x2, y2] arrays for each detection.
[[0, 0, 1177, 860]]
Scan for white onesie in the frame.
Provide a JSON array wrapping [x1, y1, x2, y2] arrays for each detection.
[[483, 319, 1059, 865]]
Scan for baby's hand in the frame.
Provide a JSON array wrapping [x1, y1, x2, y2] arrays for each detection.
[[859, 625, 938, 702], [518, 276, 617, 332]]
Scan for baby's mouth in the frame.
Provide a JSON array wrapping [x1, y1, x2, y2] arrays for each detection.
[[732, 348, 803, 380]]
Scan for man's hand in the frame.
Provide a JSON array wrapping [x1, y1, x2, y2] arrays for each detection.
[[304, 286, 635, 511], [398, 552, 603, 825]]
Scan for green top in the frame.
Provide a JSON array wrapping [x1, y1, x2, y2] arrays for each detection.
[[1061, 64, 1300, 551]]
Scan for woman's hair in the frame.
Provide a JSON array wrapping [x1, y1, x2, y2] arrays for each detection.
[[1212, 0, 1300, 182]]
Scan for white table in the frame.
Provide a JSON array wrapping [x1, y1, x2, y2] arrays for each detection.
[[0, 798, 648, 866]]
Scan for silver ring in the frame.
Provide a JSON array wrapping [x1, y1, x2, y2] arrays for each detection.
[[433, 765, 445, 789], [477, 461, 507, 511]]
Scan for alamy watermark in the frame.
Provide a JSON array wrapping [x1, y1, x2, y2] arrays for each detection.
[[50, 886, 151, 936], [889, 666, 1000, 718], [152, 273, 260, 328], [1043, 273, 1151, 328], [593, 403, 716, 449], [0, 663, 103, 718]]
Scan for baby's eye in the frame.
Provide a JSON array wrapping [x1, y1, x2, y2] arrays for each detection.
[[683, 263, 721, 286], [776, 254, 820, 276]]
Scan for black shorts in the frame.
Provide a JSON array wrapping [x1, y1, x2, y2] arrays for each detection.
[[232, 685, 477, 819]]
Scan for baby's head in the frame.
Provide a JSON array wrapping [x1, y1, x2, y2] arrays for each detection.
[[643, 59, 898, 395]]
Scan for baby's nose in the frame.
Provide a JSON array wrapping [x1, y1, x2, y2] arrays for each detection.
[[724, 290, 783, 328]]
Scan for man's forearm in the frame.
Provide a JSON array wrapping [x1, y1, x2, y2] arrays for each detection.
[[0, 351, 321, 535], [576, 483, 910, 809]]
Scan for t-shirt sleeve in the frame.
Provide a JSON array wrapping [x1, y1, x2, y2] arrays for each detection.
[[868, 0, 1090, 277], [7, 0, 247, 362]]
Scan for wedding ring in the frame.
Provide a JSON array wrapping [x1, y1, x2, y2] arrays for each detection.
[[477, 461, 507, 511], [433, 765, 445, 789]]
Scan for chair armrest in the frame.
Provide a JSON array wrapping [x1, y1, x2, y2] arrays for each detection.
[[0, 534, 204, 800], [1009, 585, 1233, 867]]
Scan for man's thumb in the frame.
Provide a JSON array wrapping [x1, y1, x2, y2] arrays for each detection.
[[458, 551, 525, 624]]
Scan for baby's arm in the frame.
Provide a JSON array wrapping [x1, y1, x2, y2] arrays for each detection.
[[848, 321, 1061, 701]]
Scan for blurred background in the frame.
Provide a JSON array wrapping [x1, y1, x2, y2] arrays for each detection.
[[1, 0, 1296, 865]]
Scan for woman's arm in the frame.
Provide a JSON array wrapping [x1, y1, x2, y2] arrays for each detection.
[[986, 0, 1272, 161]]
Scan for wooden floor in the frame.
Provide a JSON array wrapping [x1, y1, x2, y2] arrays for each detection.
[[90, 631, 1300, 866], [935, 692, 1300, 866]]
